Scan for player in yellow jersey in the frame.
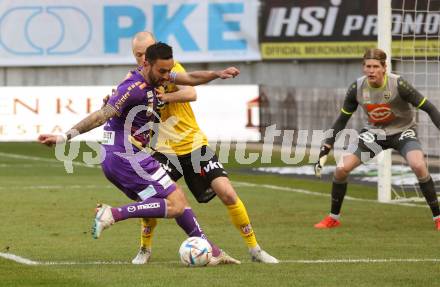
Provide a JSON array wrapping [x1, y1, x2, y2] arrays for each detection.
[[130, 32, 278, 264]]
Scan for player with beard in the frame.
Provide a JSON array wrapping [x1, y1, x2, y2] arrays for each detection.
[[128, 32, 279, 265], [39, 42, 241, 265]]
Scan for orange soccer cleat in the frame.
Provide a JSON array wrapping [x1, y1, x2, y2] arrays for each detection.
[[314, 215, 341, 229], [435, 218, 440, 231]]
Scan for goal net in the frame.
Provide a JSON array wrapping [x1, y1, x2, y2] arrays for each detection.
[[379, 0, 440, 202]]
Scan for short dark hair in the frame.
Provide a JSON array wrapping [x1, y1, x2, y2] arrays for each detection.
[[363, 48, 387, 66], [145, 42, 173, 63]]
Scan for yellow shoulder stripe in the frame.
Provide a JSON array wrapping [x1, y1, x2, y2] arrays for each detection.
[[417, 97, 427, 109]]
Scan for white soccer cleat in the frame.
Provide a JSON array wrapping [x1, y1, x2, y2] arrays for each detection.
[[250, 248, 279, 264], [208, 250, 241, 266], [92, 203, 115, 239], [131, 247, 152, 265]]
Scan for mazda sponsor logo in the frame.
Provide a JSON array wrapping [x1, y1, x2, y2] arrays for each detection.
[[137, 202, 160, 210]]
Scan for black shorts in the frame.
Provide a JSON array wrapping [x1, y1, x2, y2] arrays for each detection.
[[351, 128, 423, 162], [152, 146, 228, 203]]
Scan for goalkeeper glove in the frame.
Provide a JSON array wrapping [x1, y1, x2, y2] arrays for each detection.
[[314, 145, 331, 178]]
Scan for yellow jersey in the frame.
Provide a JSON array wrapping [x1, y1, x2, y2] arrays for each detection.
[[155, 62, 208, 155]]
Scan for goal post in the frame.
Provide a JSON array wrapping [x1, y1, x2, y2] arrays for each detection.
[[377, 0, 392, 203]]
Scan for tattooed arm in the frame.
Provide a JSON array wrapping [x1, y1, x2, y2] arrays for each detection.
[[66, 104, 117, 140], [38, 104, 118, 147]]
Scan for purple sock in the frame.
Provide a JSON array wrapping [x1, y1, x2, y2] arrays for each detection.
[[175, 208, 221, 257], [111, 198, 167, 222]]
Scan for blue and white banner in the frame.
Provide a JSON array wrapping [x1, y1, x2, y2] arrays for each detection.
[[0, 0, 260, 66]]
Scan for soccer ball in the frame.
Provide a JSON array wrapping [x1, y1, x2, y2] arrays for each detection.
[[179, 237, 212, 267]]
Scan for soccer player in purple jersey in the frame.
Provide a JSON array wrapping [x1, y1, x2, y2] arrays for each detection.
[[314, 48, 440, 230], [129, 32, 278, 265], [38, 42, 241, 265]]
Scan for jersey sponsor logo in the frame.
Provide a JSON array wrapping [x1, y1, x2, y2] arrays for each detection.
[[399, 129, 417, 141], [365, 104, 395, 124], [115, 81, 143, 110], [114, 91, 131, 110]]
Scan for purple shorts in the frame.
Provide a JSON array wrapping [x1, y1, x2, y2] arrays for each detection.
[[101, 147, 176, 201]]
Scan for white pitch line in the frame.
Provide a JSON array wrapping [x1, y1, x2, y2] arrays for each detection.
[[232, 181, 427, 208], [281, 258, 440, 264], [0, 152, 99, 169], [0, 185, 114, 191], [0, 163, 62, 168], [1, 252, 439, 266], [0, 252, 39, 265]]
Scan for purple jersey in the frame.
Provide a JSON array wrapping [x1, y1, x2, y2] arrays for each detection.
[[100, 68, 175, 200], [102, 68, 157, 151]]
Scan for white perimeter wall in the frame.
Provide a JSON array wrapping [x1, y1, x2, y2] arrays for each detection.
[[0, 85, 259, 142]]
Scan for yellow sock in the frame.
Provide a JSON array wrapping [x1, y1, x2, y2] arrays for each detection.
[[140, 218, 157, 249], [226, 197, 258, 248]]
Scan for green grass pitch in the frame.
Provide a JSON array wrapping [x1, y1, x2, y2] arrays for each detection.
[[0, 142, 438, 287]]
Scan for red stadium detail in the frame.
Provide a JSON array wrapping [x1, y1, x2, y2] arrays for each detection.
[[365, 104, 395, 124]]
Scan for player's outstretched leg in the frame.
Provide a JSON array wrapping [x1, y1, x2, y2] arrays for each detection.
[[208, 250, 241, 265], [92, 203, 115, 239], [91, 193, 176, 239], [211, 177, 279, 263], [175, 206, 240, 265], [132, 218, 157, 264]]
